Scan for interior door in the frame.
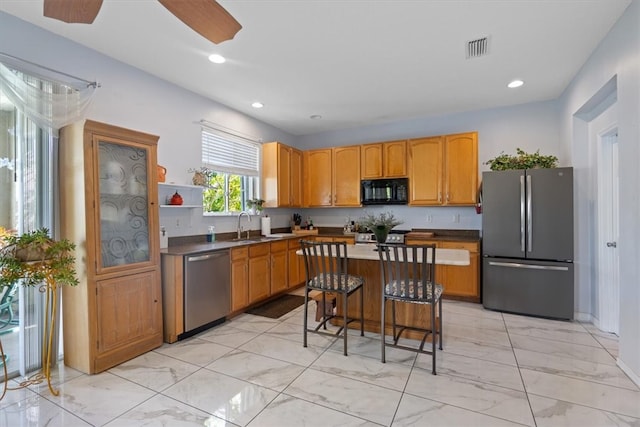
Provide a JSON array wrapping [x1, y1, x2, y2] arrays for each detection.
[[597, 128, 620, 333]]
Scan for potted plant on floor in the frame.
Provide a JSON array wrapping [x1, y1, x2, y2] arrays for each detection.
[[0, 228, 78, 398]]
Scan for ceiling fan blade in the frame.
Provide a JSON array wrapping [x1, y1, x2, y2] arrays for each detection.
[[158, 0, 242, 44], [43, 0, 104, 24]]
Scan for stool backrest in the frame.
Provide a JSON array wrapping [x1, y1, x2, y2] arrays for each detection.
[[377, 243, 437, 302], [300, 240, 348, 290]]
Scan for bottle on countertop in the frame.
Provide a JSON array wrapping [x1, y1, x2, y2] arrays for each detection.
[[308, 216, 314, 230], [206, 225, 216, 242]]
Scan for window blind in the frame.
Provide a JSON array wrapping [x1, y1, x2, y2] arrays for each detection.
[[201, 127, 260, 176]]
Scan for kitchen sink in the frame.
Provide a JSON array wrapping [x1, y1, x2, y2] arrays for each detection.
[[267, 233, 297, 238]]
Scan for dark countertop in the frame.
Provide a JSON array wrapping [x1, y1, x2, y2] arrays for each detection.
[[162, 227, 480, 256]]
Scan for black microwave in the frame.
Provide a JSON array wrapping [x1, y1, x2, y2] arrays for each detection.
[[361, 178, 408, 205]]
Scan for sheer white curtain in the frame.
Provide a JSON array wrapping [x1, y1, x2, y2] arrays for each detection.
[[0, 62, 95, 133]]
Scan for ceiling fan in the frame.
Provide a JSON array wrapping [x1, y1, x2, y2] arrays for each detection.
[[42, 0, 242, 44]]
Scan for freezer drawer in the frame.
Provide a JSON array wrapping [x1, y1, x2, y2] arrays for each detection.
[[482, 257, 574, 320]]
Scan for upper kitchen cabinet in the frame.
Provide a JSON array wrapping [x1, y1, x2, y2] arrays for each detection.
[[59, 120, 163, 374], [408, 132, 478, 206], [444, 132, 478, 205], [361, 140, 407, 179], [262, 141, 303, 208], [304, 146, 361, 207], [408, 136, 443, 205]]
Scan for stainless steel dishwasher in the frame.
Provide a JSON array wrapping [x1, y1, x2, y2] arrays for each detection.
[[184, 250, 230, 334]]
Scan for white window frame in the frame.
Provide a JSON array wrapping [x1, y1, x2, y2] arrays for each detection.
[[200, 125, 261, 215]]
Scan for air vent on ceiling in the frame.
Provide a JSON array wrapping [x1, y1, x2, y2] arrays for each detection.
[[466, 36, 490, 59]]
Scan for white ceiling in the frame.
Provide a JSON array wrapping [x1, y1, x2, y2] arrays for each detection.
[[0, 0, 631, 136]]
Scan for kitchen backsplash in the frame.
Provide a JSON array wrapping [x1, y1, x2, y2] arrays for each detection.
[[160, 205, 481, 239]]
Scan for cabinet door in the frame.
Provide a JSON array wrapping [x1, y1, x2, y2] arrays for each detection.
[[270, 249, 288, 294], [249, 255, 271, 303], [277, 144, 292, 206], [383, 140, 407, 177], [361, 143, 383, 179], [231, 258, 249, 311], [439, 253, 479, 300], [439, 241, 480, 300], [90, 135, 159, 274], [444, 132, 478, 205], [408, 137, 443, 205], [290, 148, 303, 207], [94, 270, 162, 372], [333, 145, 361, 206], [288, 245, 305, 287], [305, 149, 333, 207]]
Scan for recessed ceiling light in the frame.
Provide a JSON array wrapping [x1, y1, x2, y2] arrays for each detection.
[[208, 54, 226, 64], [310, 115, 322, 120], [251, 102, 264, 108], [508, 79, 524, 88]]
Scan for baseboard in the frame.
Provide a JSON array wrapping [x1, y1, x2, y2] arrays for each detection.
[[617, 358, 640, 388], [573, 311, 593, 323]]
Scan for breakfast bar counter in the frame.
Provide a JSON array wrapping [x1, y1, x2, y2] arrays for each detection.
[[299, 244, 470, 336]]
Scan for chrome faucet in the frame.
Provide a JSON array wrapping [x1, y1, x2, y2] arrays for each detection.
[[237, 211, 251, 239]]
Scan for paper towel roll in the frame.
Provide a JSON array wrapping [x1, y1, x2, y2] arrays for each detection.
[[261, 216, 271, 236]]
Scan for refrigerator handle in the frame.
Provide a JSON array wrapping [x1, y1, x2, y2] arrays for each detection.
[[520, 175, 525, 252], [527, 174, 532, 253]]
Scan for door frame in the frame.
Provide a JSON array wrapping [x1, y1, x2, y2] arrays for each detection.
[[590, 100, 620, 334]]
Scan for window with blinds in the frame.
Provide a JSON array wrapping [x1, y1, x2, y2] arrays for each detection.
[[200, 127, 261, 214]]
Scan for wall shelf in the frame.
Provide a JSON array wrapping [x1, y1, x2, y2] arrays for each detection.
[[158, 183, 204, 208]]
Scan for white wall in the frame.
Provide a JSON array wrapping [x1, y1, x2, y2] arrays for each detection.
[[557, 0, 640, 383], [296, 100, 563, 232], [0, 11, 295, 239]]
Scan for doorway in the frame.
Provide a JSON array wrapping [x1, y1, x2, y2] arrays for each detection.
[[589, 104, 620, 334]]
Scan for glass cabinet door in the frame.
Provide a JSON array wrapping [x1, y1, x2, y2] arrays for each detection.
[[96, 139, 151, 269]]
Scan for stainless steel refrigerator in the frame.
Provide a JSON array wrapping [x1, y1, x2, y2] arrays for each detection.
[[482, 167, 574, 320]]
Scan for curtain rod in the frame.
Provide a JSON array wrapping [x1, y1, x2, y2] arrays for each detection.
[[198, 119, 262, 143], [0, 52, 100, 89]]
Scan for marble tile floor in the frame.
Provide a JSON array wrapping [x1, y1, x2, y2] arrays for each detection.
[[1, 299, 638, 427]]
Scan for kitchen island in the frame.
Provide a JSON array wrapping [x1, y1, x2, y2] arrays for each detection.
[[297, 243, 470, 337]]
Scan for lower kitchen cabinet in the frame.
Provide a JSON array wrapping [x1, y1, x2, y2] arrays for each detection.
[[248, 243, 271, 304], [287, 239, 306, 287], [270, 240, 289, 294], [405, 238, 480, 302], [438, 241, 480, 301], [231, 247, 250, 312]]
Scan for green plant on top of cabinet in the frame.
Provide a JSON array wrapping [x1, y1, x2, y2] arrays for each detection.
[[262, 142, 303, 208], [408, 132, 478, 206]]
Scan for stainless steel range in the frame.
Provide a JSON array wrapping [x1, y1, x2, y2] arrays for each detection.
[[354, 231, 407, 245]]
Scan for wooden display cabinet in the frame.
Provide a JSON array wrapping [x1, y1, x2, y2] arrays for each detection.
[[59, 119, 162, 374]]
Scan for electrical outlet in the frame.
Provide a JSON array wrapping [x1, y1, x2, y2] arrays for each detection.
[[426, 214, 433, 223], [452, 214, 460, 223], [176, 218, 180, 228]]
